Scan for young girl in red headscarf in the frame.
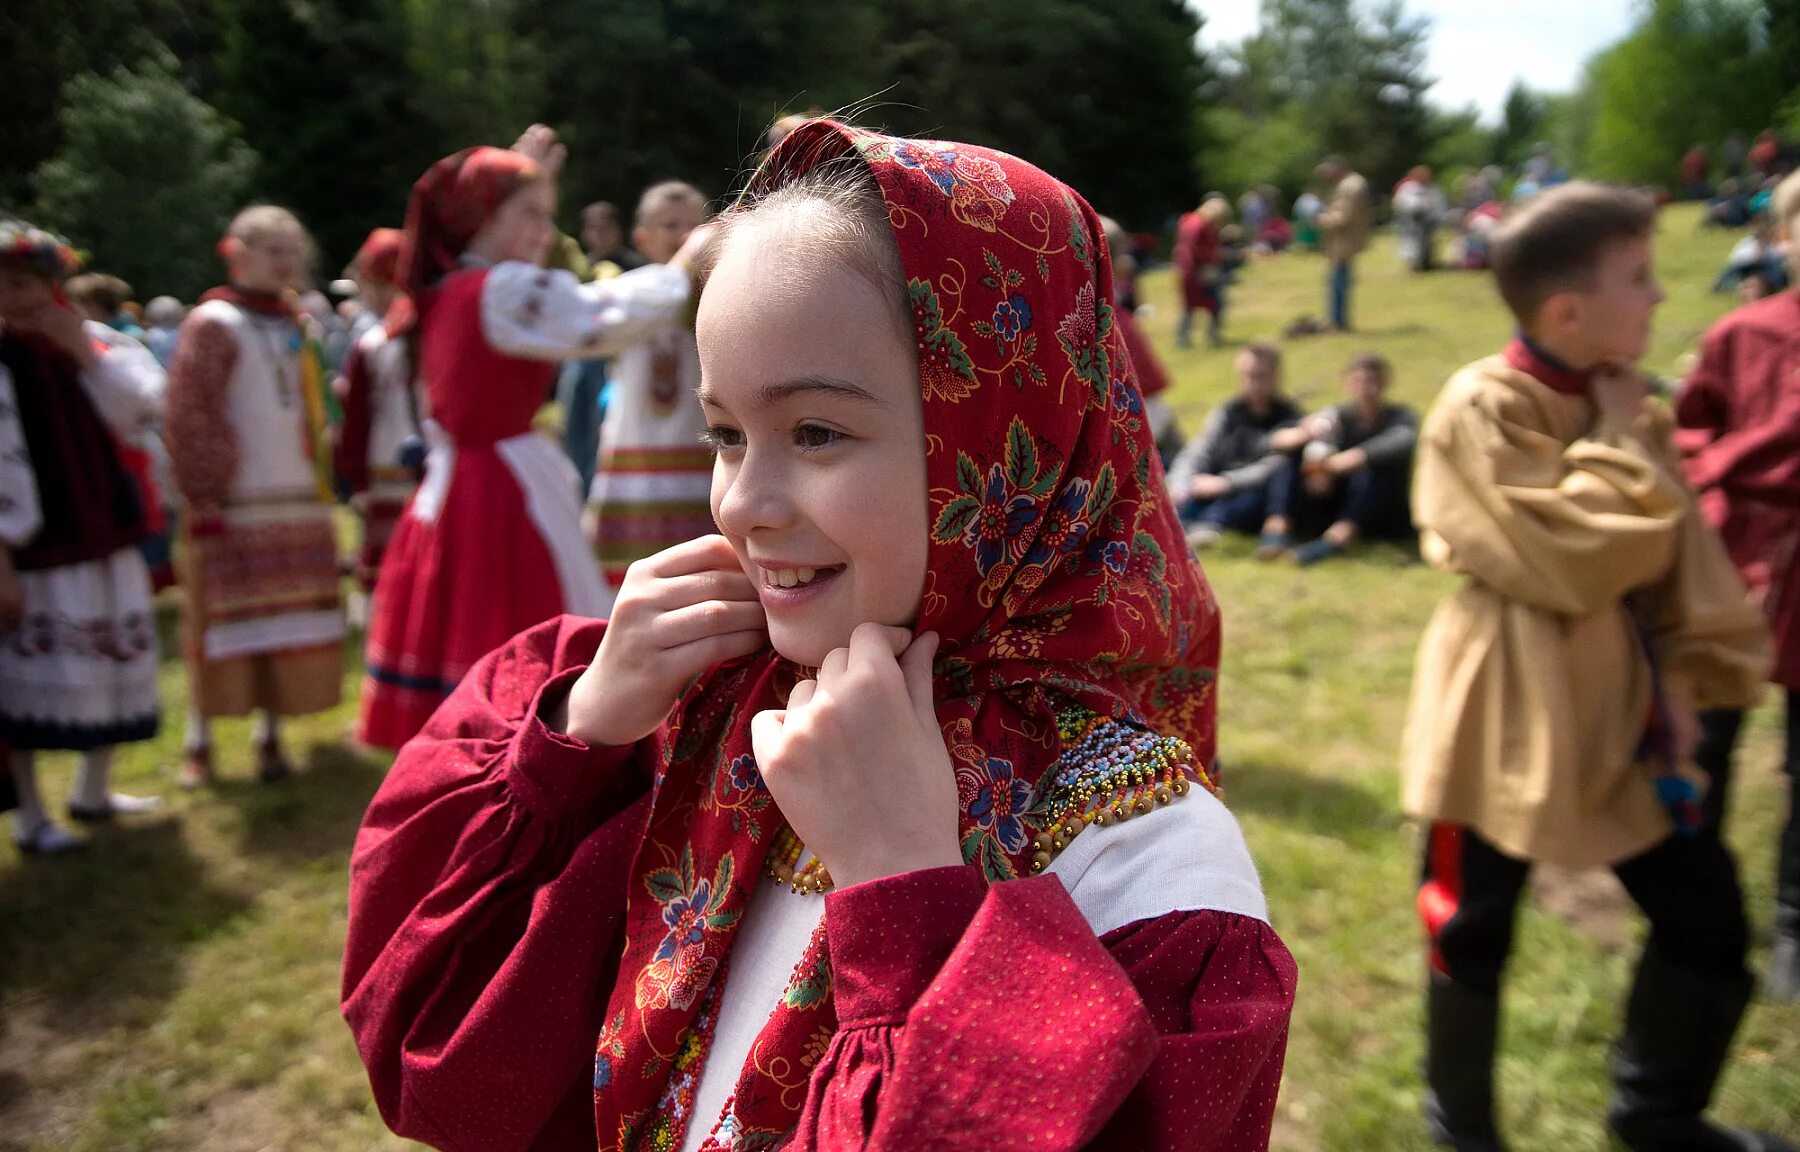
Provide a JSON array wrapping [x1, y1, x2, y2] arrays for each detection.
[[357, 128, 706, 750], [343, 121, 1295, 1151], [332, 226, 418, 601]]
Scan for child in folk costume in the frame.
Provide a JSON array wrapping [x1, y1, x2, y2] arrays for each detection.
[[357, 129, 704, 751], [1402, 184, 1782, 1152], [586, 180, 717, 597], [342, 121, 1293, 1152], [0, 221, 165, 854], [166, 205, 343, 788], [1676, 169, 1800, 1003], [331, 228, 420, 601]]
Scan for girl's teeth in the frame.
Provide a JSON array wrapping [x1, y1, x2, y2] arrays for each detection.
[[770, 567, 823, 588]]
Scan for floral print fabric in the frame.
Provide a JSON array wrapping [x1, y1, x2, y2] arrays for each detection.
[[593, 121, 1221, 1151]]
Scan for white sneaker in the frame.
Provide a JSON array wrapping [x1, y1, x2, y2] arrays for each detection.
[[14, 820, 86, 855], [68, 792, 164, 823]]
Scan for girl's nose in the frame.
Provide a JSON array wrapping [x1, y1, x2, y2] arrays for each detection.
[[714, 450, 795, 537]]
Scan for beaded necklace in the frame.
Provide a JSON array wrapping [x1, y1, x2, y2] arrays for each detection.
[[767, 825, 833, 894], [761, 704, 1207, 896]]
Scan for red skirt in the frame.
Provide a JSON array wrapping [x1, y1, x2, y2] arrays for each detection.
[[358, 446, 568, 749]]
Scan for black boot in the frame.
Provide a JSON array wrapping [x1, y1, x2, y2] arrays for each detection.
[[1608, 946, 1796, 1152], [1424, 974, 1508, 1152]]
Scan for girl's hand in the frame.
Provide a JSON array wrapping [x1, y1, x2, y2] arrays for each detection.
[[667, 223, 717, 275], [10, 298, 96, 367], [752, 624, 961, 891], [510, 123, 567, 179], [562, 535, 767, 747]]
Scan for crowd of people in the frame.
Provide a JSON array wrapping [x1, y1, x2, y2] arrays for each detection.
[[1, 114, 1797, 1152]]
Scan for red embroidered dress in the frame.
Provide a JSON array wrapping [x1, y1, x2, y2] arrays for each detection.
[[358, 147, 695, 750], [343, 123, 1294, 1151]]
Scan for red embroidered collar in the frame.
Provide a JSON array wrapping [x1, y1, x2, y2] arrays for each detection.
[[1503, 335, 1594, 397], [201, 284, 294, 318]]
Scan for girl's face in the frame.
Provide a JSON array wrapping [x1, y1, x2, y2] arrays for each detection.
[[232, 227, 310, 293], [697, 212, 929, 669], [0, 267, 60, 327], [469, 180, 557, 267]]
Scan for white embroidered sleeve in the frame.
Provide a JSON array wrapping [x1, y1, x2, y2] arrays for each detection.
[[81, 321, 167, 447], [0, 365, 43, 547], [479, 261, 692, 362]]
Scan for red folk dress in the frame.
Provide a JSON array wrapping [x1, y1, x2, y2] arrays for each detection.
[[346, 122, 1293, 1152], [342, 617, 1296, 1152], [357, 260, 690, 748], [1677, 290, 1800, 690]]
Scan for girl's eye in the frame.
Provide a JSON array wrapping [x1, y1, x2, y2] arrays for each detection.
[[794, 423, 845, 451], [700, 425, 744, 453]]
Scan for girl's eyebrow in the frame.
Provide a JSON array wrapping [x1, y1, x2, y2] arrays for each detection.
[[698, 374, 885, 411]]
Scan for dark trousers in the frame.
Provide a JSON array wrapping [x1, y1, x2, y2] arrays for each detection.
[[1328, 259, 1353, 329], [1694, 690, 1800, 933], [1418, 822, 1749, 996], [1179, 486, 1269, 533], [1267, 455, 1411, 540]]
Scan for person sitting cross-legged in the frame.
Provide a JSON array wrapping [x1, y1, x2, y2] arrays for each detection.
[[1166, 341, 1300, 548], [1255, 352, 1417, 566]]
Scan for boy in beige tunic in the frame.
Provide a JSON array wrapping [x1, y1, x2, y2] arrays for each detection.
[[1402, 184, 1781, 1152]]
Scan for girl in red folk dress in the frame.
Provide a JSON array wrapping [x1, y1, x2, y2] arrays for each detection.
[[342, 121, 1295, 1152], [332, 226, 420, 618], [357, 129, 703, 750]]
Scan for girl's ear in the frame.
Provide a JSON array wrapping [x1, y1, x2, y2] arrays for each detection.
[[217, 236, 245, 264]]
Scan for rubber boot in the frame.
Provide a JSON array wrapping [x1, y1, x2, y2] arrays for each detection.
[[1608, 946, 1795, 1152], [1424, 974, 1509, 1152]]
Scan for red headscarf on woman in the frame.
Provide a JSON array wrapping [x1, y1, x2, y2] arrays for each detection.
[[352, 227, 405, 285], [388, 146, 542, 336], [590, 120, 1222, 1152]]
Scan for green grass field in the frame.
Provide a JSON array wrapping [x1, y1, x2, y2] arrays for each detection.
[[3, 203, 1795, 1151]]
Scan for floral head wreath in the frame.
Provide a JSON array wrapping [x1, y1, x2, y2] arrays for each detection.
[[0, 220, 83, 280]]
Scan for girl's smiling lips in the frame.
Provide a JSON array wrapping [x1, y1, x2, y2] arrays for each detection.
[[752, 560, 846, 606]]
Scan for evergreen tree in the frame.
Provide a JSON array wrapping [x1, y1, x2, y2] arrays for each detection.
[[33, 51, 258, 300], [211, 0, 437, 273]]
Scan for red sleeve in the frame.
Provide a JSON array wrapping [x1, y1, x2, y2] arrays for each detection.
[[334, 339, 373, 495], [1677, 325, 1800, 508], [1173, 214, 1200, 277], [794, 869, 1296, 1152], [164, 315, 239, 516], [341, 615, 654, 1152]]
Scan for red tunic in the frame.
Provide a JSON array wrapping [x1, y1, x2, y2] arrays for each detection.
[[342, 616, 1296, 1152], [1173, 213, 1222, 315], [358, 268, 568, 748], [1676, 290, 1800, 690]]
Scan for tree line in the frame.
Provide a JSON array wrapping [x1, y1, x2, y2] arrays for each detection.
[[4, 0, 1797, 300]]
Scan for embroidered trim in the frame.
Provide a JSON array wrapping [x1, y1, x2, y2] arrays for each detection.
[[1024, 705, 1217, 874]]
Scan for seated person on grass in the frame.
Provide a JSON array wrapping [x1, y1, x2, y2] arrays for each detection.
[[1255, 352, 1417, 566], [1165, 341, 1300, 548]]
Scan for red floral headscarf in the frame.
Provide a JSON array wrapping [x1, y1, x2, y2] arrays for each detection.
[[393, 146, 542, 334], [592, 120, 1221, 1152], [352, 226, 405, 285]]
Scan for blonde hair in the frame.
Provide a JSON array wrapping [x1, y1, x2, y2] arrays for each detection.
[[1198, 195, 1233, 225], [227, 204, 315, 262], [703, 157, 907, 335], [635, 180, 709, 227], [1774, 170, 1800, 234]]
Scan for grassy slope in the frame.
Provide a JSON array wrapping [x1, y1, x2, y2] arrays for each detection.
[[1, 204, 1794, 1151]]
